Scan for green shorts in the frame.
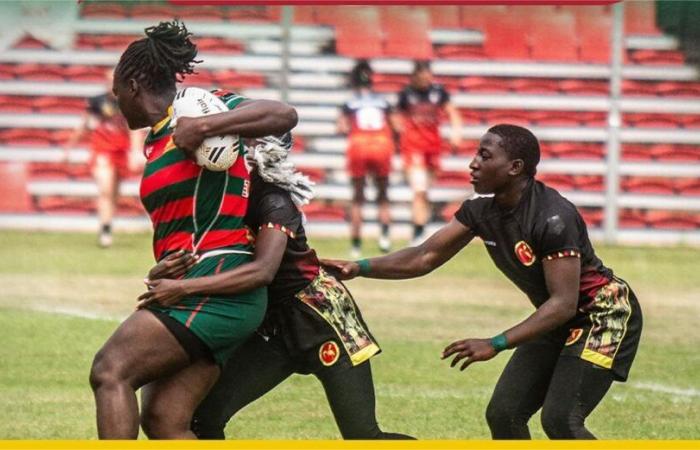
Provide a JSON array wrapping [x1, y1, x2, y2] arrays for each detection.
[[149, 252, 267, 366]]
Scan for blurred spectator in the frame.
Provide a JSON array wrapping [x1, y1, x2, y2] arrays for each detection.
[[338, 60, 400, 257], [63, 69, 142, 247], [397, 60, 461, 245]]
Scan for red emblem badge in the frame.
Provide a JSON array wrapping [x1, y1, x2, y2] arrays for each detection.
[[319, 341, 340, 366], [565, 328, 584, 346], [514, 241, 536, 266]]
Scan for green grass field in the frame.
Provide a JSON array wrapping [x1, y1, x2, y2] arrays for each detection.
[[0, 230, 698, 440]]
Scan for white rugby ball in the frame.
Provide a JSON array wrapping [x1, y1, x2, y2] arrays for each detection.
[[172, 87, 240, 172]]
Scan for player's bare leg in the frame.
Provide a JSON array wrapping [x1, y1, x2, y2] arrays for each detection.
[[93, 155, 116, 247], [89, 309, 191, 438], [141, 359, 220, 439], [375, 176, 391, 253], [350, 177, 365, 258]]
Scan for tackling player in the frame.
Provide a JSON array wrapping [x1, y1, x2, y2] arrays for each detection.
[[140, 134, 413, 440], [323, 124, 643, 439]]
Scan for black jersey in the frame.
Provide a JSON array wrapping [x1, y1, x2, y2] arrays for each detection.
[[455, 180, 612, 311], [245, 175, 320, 304]]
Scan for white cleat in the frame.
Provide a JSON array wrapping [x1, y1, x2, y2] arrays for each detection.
[[350, 246, 362, 259], [378, 235, 391, 253], [98, 232, 113, 248]]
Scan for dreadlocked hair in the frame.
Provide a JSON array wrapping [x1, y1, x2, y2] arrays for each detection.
[[115, 20, 201, 94], [247, 133, 315, 207]]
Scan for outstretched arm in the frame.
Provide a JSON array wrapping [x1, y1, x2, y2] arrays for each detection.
[[173, 99, 298, 152], [442, 256, 580, 370], [322, 218, 474, 280], [137, 228, 287, 309]]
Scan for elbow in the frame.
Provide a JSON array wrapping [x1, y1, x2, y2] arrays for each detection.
[[280, 104, 298, 133], [557, 298, 578, 321], [259, 269, 276, 286]]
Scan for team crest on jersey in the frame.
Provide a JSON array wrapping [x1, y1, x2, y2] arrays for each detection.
[[319, 341, 340, 366], [514, 241, 536, 266], [144, 145, 154, 159], [565, 328, 584, 346]]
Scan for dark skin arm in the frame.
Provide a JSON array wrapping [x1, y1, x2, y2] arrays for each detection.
[[172, 99, 298, 154], [321, 218, 474, 280], [442, 256, 581, 370], [136, 228, 287, 309]]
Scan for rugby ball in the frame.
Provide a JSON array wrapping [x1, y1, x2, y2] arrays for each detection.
[[172, 87, 240, 172]]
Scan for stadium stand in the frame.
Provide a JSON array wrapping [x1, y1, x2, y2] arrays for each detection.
[[0, 2, 698, 245]]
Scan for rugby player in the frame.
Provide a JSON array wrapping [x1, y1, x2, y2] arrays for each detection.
[[140, 134, 413, 440], [397, 60, 462, 245], [88, 20, 297, 439], [323, 124, 643, 439], [337, 60, 400, 257]]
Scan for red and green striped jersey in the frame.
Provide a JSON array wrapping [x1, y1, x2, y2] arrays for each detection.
[[140, 90, 252, 262]]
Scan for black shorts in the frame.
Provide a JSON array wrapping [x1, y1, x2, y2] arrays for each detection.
[[559, 277, 642, 381], [150, 309, 214, 363], [259, 268, 380, 375]]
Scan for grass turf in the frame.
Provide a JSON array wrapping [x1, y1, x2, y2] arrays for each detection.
[[0, 230, 698, 439]]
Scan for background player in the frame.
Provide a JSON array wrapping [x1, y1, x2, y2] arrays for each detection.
[[63, 69, 142, 247], [139, 134, 413, 440], [397, 60, 462, 245], [337, 60, 399, 257], [323, 124, 643, 440], [88, 20, 297, 439]]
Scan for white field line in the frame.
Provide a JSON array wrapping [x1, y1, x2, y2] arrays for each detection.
[[630, 382, 700, 398]]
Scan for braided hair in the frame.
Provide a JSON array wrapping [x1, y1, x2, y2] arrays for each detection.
[[114, 20, 201, 94]]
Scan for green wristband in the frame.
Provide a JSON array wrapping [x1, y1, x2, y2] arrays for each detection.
[[356, 258, 371, 276], [490, 333, 508, 352]]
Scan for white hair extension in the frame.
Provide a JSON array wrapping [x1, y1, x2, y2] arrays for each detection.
[[247, 134, 315, 206]]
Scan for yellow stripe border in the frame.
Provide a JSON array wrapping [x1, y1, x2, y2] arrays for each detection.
[[1, 441, 699, 450]]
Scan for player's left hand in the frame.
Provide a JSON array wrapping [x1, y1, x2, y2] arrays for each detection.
[[136, 279, 188, 309], [441, 338, 497, 371], [172, 116, 205, 157]]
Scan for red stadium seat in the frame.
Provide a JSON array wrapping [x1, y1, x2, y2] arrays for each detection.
[[440, 201, 463, 222], [625, 1, 660, 35], [77, 34, 136, 51], [575, 175, 605, 192], [434, 171, 472, 188], [656, 82, 700, 97], [529, 11, 577, 62], [676, 179, 700, 196], [435, 45, 486, 60], [577, 13, 612, 63], [621, 144, 653, 161], [382, 7, 433, 59], [297, 167, 325, 183], [621, 177, 676, 196], [537, 174, 576, 191], [646, 211, 699, 230], [578, 207, 604, 228], [335, 7, 383, 58], [12, 35, 50, 50], [176, 6, 227, 21], [0, 96, 34, 113], [0, 128, 54, 146], [214, 70, 266, 89], [372, 73, 409, 93], [625, 113, 681, 129], [629, 49, 685, 66], [483, 15, 529, 60], [303, 202, 346, 221], [195, 37, 244, 54], [289, 6, 316, 24], [549, 142, 605, 160], [80, 2, 129, 18], [34, 96, 87, 114], [485, 109, 532, 126], [129, 4, 172, 19], [0, 162, 31, 212], [459, 109, 484, 124], [117, 197, 146, 216], [510, 78, 561, 94], [534, 111, 583, 127], [459, 77, 511, 93], [650, 144, 699, 162], [64, 65, 108, 83], [460, 5, 506, 31], [428, 5, 461, 29], [14, 64, 65, 82], [35, 197, 94, 214], [559, 79, 609, 95], [619, 209, 647, 228]]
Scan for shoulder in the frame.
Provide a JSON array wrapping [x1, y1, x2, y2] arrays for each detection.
[[531, 181, 584, 234], [454, 196, 493, 228]]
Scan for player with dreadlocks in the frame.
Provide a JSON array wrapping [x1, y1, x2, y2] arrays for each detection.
[[88, 20, 297, 439], [141, 134, 413, 440]]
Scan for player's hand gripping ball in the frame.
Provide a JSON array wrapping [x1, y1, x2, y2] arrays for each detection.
[[172, 87, 239, 171]]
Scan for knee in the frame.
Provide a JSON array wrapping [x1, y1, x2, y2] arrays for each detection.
[[485, 396, 530, 438], [141, 405, 189, 439], [89, 350, 122, 392], [485, 397, 510, 431], [541, 406, 581, 439]]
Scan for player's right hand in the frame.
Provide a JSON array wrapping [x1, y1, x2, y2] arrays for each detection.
[[320, 258, 360, 280], [147, 250, 198, 281]]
